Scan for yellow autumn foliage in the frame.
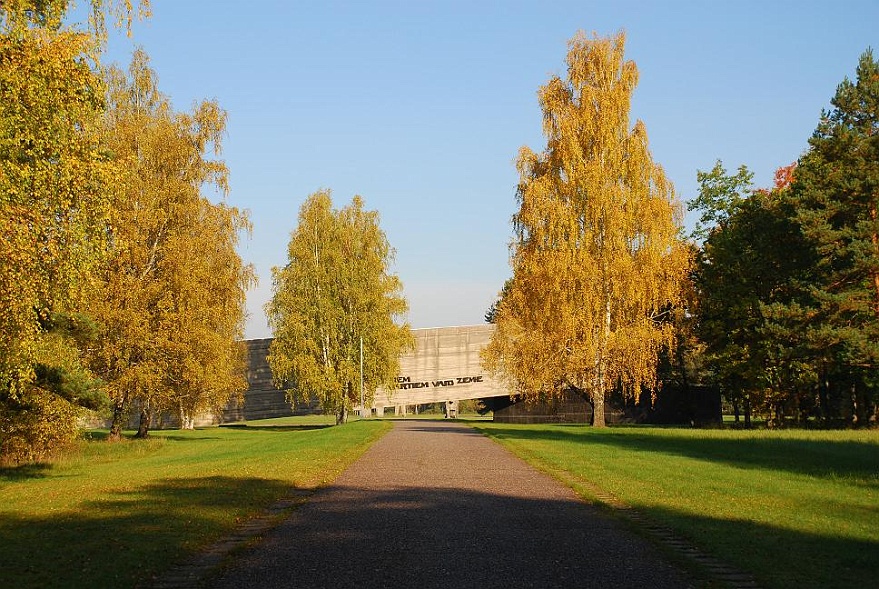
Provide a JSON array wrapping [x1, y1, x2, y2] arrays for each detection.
[[88, 49, 254, 437], [0, 2, 148, 460], [483, 31, 690, 426]]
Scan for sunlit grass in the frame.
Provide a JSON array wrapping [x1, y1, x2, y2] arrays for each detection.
[[474, 423, 879, 589], [0, 418, 391, 588]]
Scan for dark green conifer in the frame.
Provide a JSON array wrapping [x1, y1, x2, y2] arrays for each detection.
[[789, 49, 879, 425]]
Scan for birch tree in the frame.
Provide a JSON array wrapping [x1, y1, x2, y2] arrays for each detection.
[[266, 191, 412, 424], [483, 31, 689, 426], [91, 50, 252, 438]]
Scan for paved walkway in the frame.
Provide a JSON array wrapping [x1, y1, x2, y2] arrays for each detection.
[[211, 420, 693, 589]]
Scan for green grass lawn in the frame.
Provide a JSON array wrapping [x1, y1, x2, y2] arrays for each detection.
[[473, 423, 879, 589], [0, 418, 391, 588]]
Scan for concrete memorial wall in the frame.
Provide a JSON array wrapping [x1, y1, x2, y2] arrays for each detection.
[[370, 324, 509, 413], [221, 325, 509, 422], [221, 338, 318, 422], [129, 325, 713, 426]]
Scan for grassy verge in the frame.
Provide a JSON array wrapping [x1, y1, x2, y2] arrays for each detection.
[[0, 417, 391, 588], [473, 423, 879, 589]]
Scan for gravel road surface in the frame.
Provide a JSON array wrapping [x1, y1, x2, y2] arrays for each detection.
[[211, 420, 693, 589]]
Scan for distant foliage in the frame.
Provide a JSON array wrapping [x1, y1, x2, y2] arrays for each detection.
[[483, 31, 690, 426], [484, 279, 511, 324], [267, 191, 413, 424]]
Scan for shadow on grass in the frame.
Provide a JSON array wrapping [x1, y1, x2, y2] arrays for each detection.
[[478, 425, 879, 483], [82, 430, 223, 443], [638, 504, 879, 589], [0, 463, 53, 482], [154, 434, 225, 442], [219, 424, 331, 432], [2, 461, 876, 589], [0, 475, 293, 589]]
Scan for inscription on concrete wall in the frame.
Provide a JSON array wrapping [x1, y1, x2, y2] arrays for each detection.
[[372, 325, 508, 408], [395, 375, 484, 390]]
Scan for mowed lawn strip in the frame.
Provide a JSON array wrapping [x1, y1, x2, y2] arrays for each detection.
[[473, 423, 879, 589], [0, 418, 391, 589]]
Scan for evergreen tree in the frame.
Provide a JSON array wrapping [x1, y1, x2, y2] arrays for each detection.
[[692, 165, 814, 426], [789, 48, 879, 425]]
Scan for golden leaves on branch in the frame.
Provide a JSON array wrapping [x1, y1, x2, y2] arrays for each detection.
[[0, 6, 110, 392], [0, 0, 149, 460]]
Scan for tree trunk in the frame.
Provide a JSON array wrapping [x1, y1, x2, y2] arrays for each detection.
[[818, 385, 828, 426], [337, 383, 351, 425], [108, 398, 126, 442], [853, 383, 869, 427], [744, 396, 752, 428], [795, 391, 806, 426], [592, 391, 606, 427], [870, 204, 878, 316], [578, 390, 594, 426], [675, 337, 691, 397], [178, 403, 195, 430], [817, 371, 831, 426], [569, 385, 593, 424], [135, 405, 151, 438], [774, 401, 785, 428], [591, 294, 612, 428]]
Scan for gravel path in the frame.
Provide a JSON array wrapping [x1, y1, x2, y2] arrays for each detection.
[[211, 420, 693, 589]]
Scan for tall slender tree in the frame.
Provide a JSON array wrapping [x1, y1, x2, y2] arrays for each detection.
[[267, 191, 412, 424], [788, 48, 879, 425], [483, 31, 689, 426]]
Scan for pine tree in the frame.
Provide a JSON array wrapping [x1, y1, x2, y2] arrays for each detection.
[[789, 48, 879, 425]]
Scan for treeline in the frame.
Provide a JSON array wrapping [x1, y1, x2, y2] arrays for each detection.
[[0, 1, 254, 462], [682, 50, 879, 427]]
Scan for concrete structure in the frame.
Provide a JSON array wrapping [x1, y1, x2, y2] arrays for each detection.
[[364, 324, 509, 415], [224, 325, 510, 421], [222, 338, 320, 422], [139, 324, 716, 426]]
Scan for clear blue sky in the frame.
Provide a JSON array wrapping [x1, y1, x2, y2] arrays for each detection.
[[94, 0, 877, 339]]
